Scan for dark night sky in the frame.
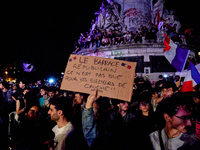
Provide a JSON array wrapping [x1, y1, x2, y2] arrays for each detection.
[[0, 0, 199, 80]]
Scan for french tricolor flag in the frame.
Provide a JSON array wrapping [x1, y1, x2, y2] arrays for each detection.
[[164, 34, 189, 72], [181, 62, 200, 92]]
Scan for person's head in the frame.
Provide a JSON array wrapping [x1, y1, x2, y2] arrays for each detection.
[[0, 81, 9, 90], [175, 75, 180, 81], [24, 91, 38, 105], [161, 81, 177, 98], [163, 92, 195, 133], [48, 97, 72, 122], [40, 85, 48, 96], [48, 86, 56, 99], [19, 80, 26, 89], [139, 100, 150, 113], [193, 91, 200, 105], [74, 92, 85, 105], [67, 91, 75, 99], [25, 103, 40, 121], [158, 75, 163, 80], [138, 91, 152, 113], [12, 84, 17, 91], [117, 100, 130, 112]]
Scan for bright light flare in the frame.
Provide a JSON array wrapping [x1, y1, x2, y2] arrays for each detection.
[[49, 78, 54, 83]]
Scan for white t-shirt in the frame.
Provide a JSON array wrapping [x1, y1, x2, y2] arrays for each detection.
[[102, 38, 108, 43], [124, 33, 131, 38], [52, 122, 75, 150]]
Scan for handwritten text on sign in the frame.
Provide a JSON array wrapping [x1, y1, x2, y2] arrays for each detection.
[[60, 54, 137, 101]]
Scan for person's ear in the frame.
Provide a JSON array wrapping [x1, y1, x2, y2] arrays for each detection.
[[164, 113, 171, 122], [58, 110, 63, 116]]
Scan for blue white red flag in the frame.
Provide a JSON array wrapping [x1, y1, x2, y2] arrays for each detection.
[[181, 62, 200, 92], [164, 34, 189, 72]]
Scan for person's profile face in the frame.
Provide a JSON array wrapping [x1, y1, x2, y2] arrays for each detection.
[[19, 81, 23, 88], [48, 105, 59, 122], [40, 89, 46, 96], [170, 107, 193, 133]]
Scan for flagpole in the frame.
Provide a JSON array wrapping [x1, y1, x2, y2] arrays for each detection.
[[181, 50, 190, 73], [179, 50, 190, 90]]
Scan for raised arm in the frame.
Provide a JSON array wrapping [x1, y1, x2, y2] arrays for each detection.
[[82, 90, 100, 147]]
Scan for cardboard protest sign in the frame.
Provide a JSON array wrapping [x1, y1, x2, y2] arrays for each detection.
[[60, 54, 137, 102]]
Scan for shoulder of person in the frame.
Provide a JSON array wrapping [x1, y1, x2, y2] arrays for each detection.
[[181, 130, 197, 146], [127, 112, 136, 118], [149, 129, 161, 148], [65, 129, 89, 150]]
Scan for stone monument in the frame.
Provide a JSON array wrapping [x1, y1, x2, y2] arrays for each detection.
[[94, 0, 181, 35], [76, 0, 197, 81]]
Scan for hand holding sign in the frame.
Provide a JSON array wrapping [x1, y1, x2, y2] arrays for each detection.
[[60, 54, 137, 102]]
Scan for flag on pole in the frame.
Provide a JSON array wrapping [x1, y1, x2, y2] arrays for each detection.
[[157, 10, 161, 28], [164, 34, 190, 72], [181, 62, 200, 92]]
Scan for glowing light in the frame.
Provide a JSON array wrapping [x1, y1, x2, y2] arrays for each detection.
[[49, 78, 54, 83], [163, 74, 168, 78]]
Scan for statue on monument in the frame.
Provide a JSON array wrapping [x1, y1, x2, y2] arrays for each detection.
[[95, 0, 126, 31], [94, 0, 181, 37], [151, 0, 164, 24]]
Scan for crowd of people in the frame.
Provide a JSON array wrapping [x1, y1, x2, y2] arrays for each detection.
[[0, 74, 200, 149], [73, 19, 195, 53]]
